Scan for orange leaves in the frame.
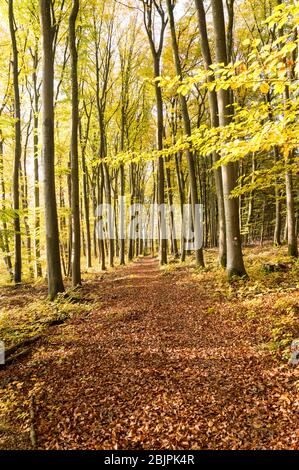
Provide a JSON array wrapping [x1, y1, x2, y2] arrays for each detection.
[[1, 256, 299, 450], [260, 82, 270, 94]]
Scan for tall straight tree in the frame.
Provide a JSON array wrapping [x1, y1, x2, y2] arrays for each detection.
[[194, 0, 227, 267], [210, 0, 247, 278], [39, 0, 64, 299], [142, 0, 167, 265], [69, 0, 81, 286], [8, 0, 22, 283], [166, 0, 204, 267], [30, 40, 43, 277]]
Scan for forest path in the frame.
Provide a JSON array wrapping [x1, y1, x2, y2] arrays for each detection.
[[1, 257, 298, 449]]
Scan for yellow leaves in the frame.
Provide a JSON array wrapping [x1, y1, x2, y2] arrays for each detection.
[[177, 83, 190, 96], [157, 75, 180, 90], [251, 39, 262, 48], [206, 81, 216, 92], [242, 38, 251, 47], [273, 82, 286, 95], [260, 82, 270, 94], [230, 80, 239, 90]]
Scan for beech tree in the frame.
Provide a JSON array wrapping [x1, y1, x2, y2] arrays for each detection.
[[9, 0, 22, 284], [69, 0, 81, 286], [141, 0, 168, 265], [194, 0, 226, 267], [166, 0, 204, 267], [39, 0, 64, 299], [210, 0, 247, 278]]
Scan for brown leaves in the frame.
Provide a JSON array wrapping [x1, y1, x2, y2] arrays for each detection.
[[0, 256, 299, 450]]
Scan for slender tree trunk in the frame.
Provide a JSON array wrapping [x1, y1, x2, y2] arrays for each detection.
[[119, 163, 125, 265], [9, 0, 22, 283], [174, 153, 186, 261], [67, 159, 72, 277], [260, 197, 266, 246], [142, 1, 168, 265], [0, 132, 13, 277], [167, 0, 204, 266], [80, 118, 92, 268], [103, 162, 114, 267], [194, 0, 226, 267], [165, 157, 178, 257], [21, 115, 34, 278], [119, 87, 126, 265], [273, 147, 282, 246], [40, 0, 64, 299], [285, 154, 298, 257], [211, 0, 247, 279], [154, 61, 167, 265], [32, 47, 42, 277], [98, 164, 106, 270], [128, 163, 135, 261], [284, 71, 298, 256], [69, 0, 81, 286], [246, 153, 255, 243]]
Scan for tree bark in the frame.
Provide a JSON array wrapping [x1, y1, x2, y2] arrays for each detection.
[[194, 0, 227, 267], [167, 0, 204, 266], [211, 0, 247, 279], [69, 0, 81, 286], [9, 0, 22, 284], [80, 107, 92, 268], [142, 0, 167, 265], [40, 0, 64, 299], [31, 44, 43, 277]]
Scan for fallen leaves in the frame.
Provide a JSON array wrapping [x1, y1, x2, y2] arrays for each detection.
[[0, 251, 298, 450]]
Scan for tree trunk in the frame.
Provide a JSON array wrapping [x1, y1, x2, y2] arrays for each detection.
[[273, 147, 282, 246], [119, 163, 125, 265], [21, 114, 34, 278], [98, 164, 106, 270], [0, 132, 13, 277], [40, 0, 64, 299], [9, 0, 22, 283], [154, 61, 168, 265], [167, 0, 204, 267], [285, 155, 298, 257], [142, 1, 168, 265], [32, 45, 43, 277], [69, 0, 81, 286], [211, 0, 247, 279], [79, 113, 92, 268], [194, 0, 226, 267]]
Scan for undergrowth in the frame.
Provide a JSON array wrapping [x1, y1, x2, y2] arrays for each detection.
[[0, 289, 95, 350], [168, 244, 299, 359]]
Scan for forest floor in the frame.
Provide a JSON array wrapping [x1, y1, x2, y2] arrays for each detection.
[[0, 247, 299, 450]]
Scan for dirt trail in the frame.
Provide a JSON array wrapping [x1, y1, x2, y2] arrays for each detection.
[[0, 257, 298, 449]]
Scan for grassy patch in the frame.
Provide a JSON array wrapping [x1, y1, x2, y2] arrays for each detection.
[[0, 287, 95, 351]]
